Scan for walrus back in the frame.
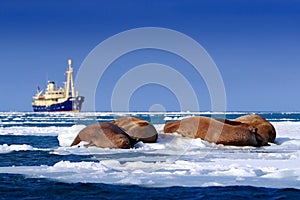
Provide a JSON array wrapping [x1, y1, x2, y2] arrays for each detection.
[[69, 122, 135, 149], [163, 120, 181, 133], [164, 116, 268, 147], [113, 117, 158, 143]]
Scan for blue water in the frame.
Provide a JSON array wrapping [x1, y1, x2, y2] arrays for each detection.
[[0, 174, 299, 200], [0, 112, 300, 199]]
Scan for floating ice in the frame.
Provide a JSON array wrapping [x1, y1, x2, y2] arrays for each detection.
[[0, 144, 35, 154], [0, 117, 300, 189]]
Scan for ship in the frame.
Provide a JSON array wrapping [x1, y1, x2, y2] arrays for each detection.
[[32, 59, 84, 112]]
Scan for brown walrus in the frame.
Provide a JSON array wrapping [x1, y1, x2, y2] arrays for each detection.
[[112, 117, 158, 143], [234, 114, 276, 143], [70, 122, 136, 149], [163, 116, 267, 147]]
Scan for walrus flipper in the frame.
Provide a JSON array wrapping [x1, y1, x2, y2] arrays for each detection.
[[84, 141, 95, 147]]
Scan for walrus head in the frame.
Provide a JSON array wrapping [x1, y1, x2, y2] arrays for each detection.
[[253, 132, 269, 147]]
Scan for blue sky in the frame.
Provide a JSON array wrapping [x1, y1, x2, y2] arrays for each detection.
[[0, 0, 299, 112]]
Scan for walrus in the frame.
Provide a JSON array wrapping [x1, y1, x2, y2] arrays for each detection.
[[234, 114, 276, 143], [163, 116, 267, 147], [70, 122, 137, 149], [112, 117, 158, 143]]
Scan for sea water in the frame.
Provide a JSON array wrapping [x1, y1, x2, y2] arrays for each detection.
[[0, 112, 300, 199]]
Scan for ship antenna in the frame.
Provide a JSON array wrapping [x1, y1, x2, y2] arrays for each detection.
[[68, 59, 72, 69], [65, 59, 75, 99]]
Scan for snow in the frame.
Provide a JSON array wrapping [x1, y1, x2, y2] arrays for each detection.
[[0, 121, 300, 189]]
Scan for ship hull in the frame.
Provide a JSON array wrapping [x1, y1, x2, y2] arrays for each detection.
[[32, 96, 84, 112]]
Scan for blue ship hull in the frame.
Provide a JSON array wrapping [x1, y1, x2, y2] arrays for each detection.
[[32, 97, 84, 112]]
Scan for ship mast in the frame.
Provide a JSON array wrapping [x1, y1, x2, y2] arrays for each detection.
[[65, 59, 75, 98]]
